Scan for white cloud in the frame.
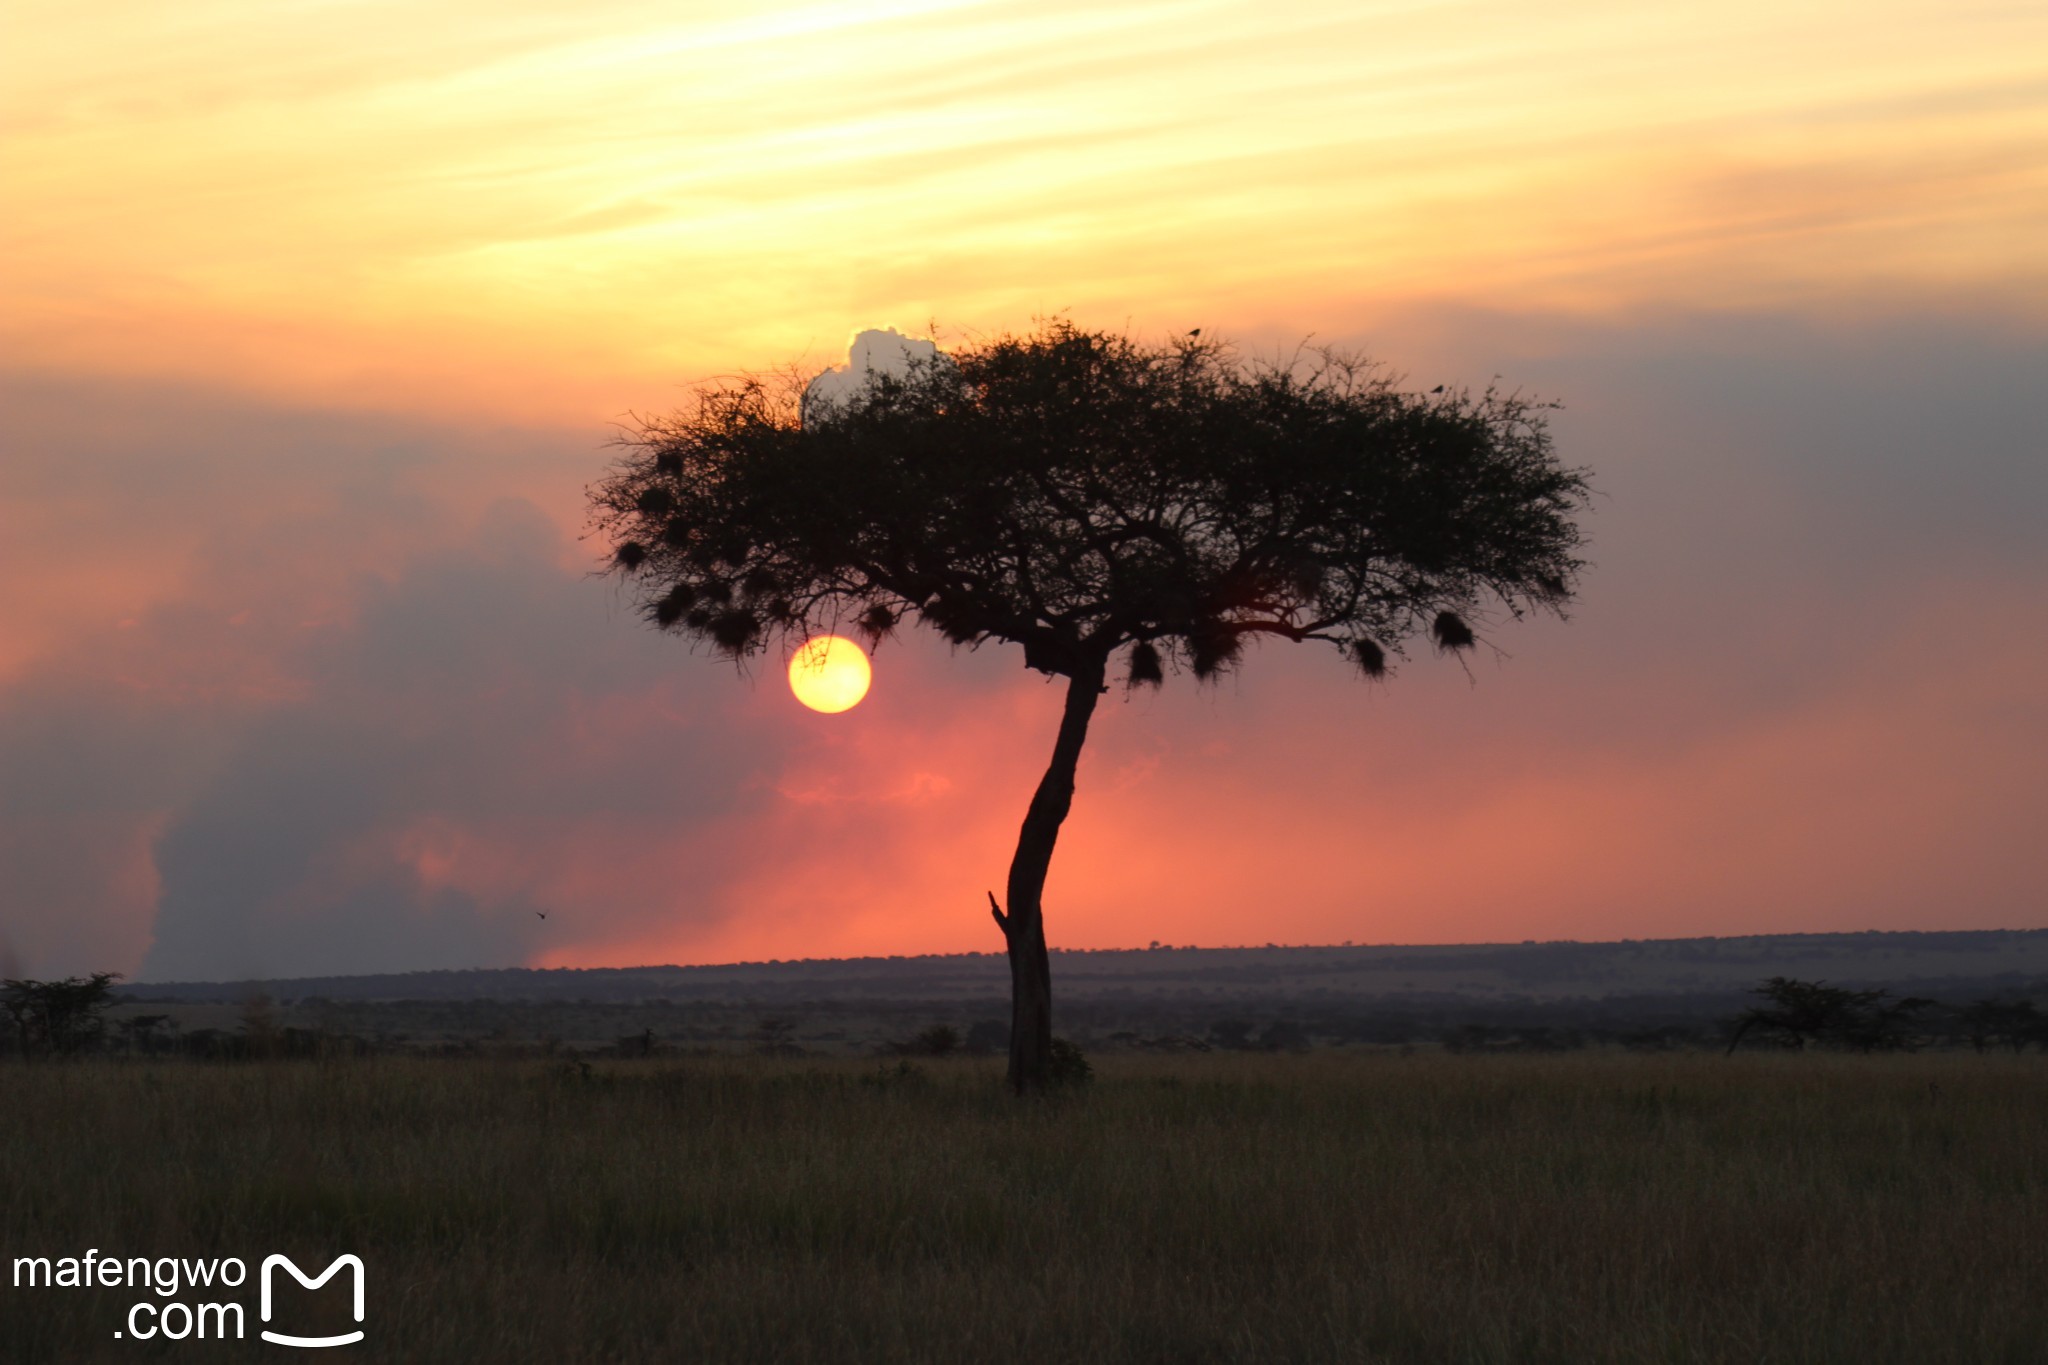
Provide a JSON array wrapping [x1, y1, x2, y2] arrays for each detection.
[[802, 327, 944, 421]]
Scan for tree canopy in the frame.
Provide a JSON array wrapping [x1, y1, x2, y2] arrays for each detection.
[[591, 322, 1590, 687]]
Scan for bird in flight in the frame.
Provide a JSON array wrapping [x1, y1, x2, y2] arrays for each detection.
[[536, 911, 547, 920], [1188, 328, 1201, 337], [1431, 384, 1445, 394]]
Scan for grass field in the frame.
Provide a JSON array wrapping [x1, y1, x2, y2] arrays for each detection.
[[4, 1051, 2044, 1363]]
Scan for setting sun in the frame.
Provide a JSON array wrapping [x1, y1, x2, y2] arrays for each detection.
[[788, 635, 872, 714]]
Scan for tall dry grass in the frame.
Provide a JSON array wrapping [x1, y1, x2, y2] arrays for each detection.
[[3, 1051, 2044, 1363]]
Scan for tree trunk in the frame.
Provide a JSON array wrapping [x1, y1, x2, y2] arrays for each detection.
[[992, 662, 1104, 1094]]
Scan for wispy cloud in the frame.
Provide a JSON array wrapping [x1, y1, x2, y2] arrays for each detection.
[[6, 0, 2042, 419]]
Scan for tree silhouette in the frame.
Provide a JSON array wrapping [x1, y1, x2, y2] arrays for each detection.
[[1724, 976, 1937, 1054], [591, 322, 1591, 1091], [1, 972, 121, 1060], [1957, 997, 2044, 1054], [1725, 977, 1864, 1053]]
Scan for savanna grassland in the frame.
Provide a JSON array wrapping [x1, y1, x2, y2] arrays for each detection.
[[4, 1052, 2044, 1364]]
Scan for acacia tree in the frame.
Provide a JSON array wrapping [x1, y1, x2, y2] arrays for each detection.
[[1, 972, 122, 1060], [1722, 976, 1935, 1053], [590, 322, 1591, 1092]]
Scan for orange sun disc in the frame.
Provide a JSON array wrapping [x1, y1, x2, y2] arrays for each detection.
[[788, 635, 872, 713]]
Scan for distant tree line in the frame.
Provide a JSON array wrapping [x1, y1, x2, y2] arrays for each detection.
[[6, 972, 2046, 1061], [1721, 977, 2048, 1055], [1157, 980, 2048, 1056], [1, 976, 370, 1062]]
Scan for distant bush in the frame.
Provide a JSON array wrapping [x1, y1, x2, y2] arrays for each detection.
[[1207, 1018, 1256, 1050], [1254, 1021, 1311, 1053], [613, 1028, 658, 1059], [1047, 1038, 1092, 1087], [913, 1025, 960, 1057], [753, 1017, 803, 1057], [886, 1024, 963, 1058]]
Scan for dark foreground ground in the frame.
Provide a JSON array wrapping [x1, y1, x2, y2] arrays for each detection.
[[4, 1052, 2045, 1364]]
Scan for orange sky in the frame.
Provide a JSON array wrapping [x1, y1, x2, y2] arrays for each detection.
[[3, 1, 2045, 979], [7, 0, 2045, 420]]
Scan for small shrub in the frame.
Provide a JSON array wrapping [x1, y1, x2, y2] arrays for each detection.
[[1048, 1037, 1092, 1087], [1257, 1020, 1312, 1053], [612, 1028, 657, 1059], [1207, 1018, 1255, 1050], [912, 1024, 959, 1057], [885, 1024, 962, 1057]]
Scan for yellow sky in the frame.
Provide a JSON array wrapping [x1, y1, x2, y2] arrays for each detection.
[[5, 0, 2045, 420]]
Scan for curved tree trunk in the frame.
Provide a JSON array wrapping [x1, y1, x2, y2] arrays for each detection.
[[992, 662, 1104, 1094]]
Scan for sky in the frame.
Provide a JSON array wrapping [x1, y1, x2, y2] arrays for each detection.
[[2, 0, 2044, 981]]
